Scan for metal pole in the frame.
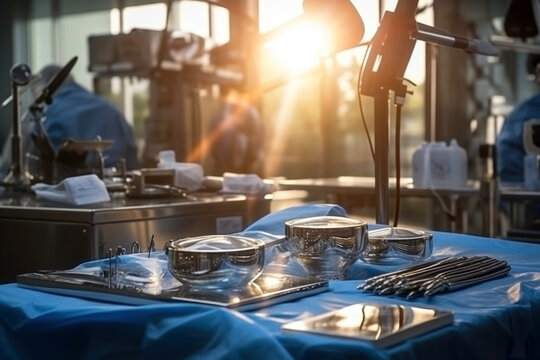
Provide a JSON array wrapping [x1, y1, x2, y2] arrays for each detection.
[[374, 91, 389, 224], [10, 83, 22, 181]]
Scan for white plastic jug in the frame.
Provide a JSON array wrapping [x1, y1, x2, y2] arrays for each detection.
[[412, 139, 467, 188], [412, 142, 429, 187]]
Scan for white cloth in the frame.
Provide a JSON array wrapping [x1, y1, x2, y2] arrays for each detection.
[[31, 174, 110, 205], [222, 172, 275, 195], [157, 150, 203, 191]]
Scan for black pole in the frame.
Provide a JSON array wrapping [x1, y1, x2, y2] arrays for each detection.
[[2, 63, 32, 189], [374, 91, 389, 224], [10, 82, 22, 181]]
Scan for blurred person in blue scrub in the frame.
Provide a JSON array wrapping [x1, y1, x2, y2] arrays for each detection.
[[0, 64, 139, 175], [496, 54, 540, 185], [497, 54, 540, 231], [209, 85, 265, 176]]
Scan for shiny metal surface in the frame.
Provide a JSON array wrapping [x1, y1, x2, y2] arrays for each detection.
[[166, 235, 265, 289], [17, 270, 329, 311], [285, 216, 368, 279], [0, 191, 271, 283], [0, 192, 270, 223], [282, 303, 453, 348], [361, 227, 433, 265]]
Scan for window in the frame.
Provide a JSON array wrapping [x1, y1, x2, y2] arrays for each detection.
[[258, 0, 433, 179], [24, 0, 432, 179], [29, 0, 112, 90], [123, 3, 167, 33], [27, 1, 231, 158]]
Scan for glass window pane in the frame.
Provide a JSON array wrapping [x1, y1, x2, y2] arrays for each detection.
[[258, 0, 325, 177], [29, 0, 54, 73], [261, 78, 323, 177], [123, 3, 167, 32], [29, 17, 55, 74], [110, 8, 121, 35], [258, 0, 379, 178], [258, 0, 303, 33], [117, 2, 167, 134], [257, 0, 432, 178], [211, 5, 230, 46], [178, 1, 209, 37], [57, 9, 111, 90], [350, 0, 380, 40]]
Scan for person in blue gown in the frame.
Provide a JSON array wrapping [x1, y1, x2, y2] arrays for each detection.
[[496, 54, 540, 226], [34, 65, 139, 170], [1, 64, 139, 178], [209, 85, 265, 176], [496, 93, 540, 184]]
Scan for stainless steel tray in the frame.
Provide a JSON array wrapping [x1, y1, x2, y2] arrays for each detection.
[[283, 302, 453, 348], [17, 271, 328, 311]]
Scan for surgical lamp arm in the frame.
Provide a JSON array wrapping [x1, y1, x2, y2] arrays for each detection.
[[360, 0, 499, 224], [359, 4, 418, 224], [414, 22, 500, 57]]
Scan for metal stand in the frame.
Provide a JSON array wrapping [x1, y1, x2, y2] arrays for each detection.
[[374, 93, 390, 224], [479, 143, 498, 237], [2, 65, 33, 190], [360, 0, 498, 224], [359, 1, 418, 225], [2, 84, 27, 188]]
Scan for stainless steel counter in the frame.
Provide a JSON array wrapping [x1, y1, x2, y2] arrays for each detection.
[[0, 191, 271, 283], [278, 177, 479, 232], [278, 176, 479, 197], [499, 187, 540, 242]]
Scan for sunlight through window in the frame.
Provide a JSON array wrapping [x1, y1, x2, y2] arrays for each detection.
[[123, 3, 167, 33]]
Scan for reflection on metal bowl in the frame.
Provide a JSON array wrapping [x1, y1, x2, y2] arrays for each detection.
[[166, 235, 265, 289], [173, 280, 265, 304], [285, 216, 368, 280], [361, 227, 433, 265]]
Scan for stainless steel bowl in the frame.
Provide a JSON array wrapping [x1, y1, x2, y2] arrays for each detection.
[[165, 235, 265, 289], [285, 216, 368, 279], [360, 227, 433, 265]]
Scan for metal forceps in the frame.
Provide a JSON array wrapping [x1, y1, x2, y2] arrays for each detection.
[[358, 256, 511, 298]]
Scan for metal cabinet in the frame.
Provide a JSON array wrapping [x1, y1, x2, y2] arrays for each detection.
[[0, 192, 271, 283]]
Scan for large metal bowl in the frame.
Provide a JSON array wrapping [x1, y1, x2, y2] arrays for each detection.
[[285, 216, 368, 279], [360, 227, 433, 265], [165, 235, 265, 289]]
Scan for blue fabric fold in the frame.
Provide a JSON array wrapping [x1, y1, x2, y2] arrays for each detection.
[[242, 203, 348, 235]]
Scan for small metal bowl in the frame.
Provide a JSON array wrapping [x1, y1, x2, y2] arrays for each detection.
[[360, 227, 433, 265], [285, 216, 368, 279], [165, 235, 265, 289]]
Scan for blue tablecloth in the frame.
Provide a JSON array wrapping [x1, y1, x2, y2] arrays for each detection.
[[1, 204, 540, 360]]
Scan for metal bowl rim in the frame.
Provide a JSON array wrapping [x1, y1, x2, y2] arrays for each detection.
[[285, 216, 368, 230], [368, 226, 433, 241], [167, 235, 265, 254]]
